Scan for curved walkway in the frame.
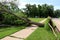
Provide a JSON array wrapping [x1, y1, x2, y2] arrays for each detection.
[[1, 18, 47, 40]]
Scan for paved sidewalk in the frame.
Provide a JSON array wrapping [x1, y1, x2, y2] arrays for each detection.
[[1, 18, 47, 40], [52, 18, 60, 32]]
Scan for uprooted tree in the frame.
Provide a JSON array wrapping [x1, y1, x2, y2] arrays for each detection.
[[0, 1, 44, 26]]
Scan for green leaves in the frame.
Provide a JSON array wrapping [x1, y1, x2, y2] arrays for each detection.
[[24, 4, 55, 18], [0, 2, 26, 25]]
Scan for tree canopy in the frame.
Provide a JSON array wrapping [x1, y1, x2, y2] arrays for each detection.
[[23, 4, 60, 18]]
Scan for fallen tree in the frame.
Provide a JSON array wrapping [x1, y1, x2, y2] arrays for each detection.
[[0, 2, 44, 26]]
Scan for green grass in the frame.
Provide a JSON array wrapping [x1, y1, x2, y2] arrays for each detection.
[[25, 27, 56, 40], [29, 18, 45, 22], [0, 26, 25, 39], [57, 33, 60, 40], [25, 18, 56, 40]]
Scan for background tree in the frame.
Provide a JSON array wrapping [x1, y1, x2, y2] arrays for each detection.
[[41, 4, 48, 17], [47, 5, 54, 17], [38, 5, 42, 17], [54, 9, 60, 18], [24, 4, 55, 18]]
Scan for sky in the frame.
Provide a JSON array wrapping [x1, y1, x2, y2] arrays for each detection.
[[18, 0, 60, 10], [0, 0, 60, 10]]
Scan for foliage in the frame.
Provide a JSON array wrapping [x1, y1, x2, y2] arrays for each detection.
[[54, 9, 60, 18], [23, 4, 60, 18], [2, 13, 26, 25], [0, 2, 27, 25]]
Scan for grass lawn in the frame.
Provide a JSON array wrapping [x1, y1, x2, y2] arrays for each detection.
[[29, 18, 45, 22], [25, 27, 56, 40], [25, 18, 57, 40], [0, 26, 25, 39], [57, 33, 60, 39]]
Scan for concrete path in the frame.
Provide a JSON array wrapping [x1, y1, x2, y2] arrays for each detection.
[[52, 18, 60, 32], [1, 18, 47, 40]]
